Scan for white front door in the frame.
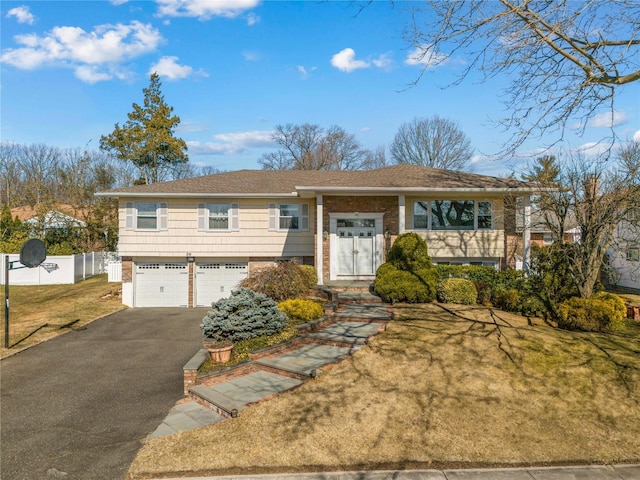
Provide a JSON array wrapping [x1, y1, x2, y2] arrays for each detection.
[[337, 219, 376, 276]]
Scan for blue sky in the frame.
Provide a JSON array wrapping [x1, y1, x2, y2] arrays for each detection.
[[1, 0, 639, 178]]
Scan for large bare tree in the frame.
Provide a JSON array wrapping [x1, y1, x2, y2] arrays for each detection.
[[524, 141, 640, 298], [406, 0, 640, 153], [390, 116, 473, 170], [259, 123, 381, 170]]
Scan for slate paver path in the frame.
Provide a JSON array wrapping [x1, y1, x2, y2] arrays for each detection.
[[150, 291, 390, 438]]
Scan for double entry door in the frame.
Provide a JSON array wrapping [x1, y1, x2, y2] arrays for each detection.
[[336, 218, 376, 276]]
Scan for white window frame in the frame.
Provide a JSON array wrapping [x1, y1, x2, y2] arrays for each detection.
[[411, 200, 493, 231], [198, 202, 239, 232], [125, 202, 168, 231], [269, 202, 309, 232]]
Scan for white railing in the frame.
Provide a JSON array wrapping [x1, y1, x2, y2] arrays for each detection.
[[0, 252, 114, 286]]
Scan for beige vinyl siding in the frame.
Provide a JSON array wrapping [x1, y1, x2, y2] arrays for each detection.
[[405, 195, 505, 258], [117, 198, 315, 258]]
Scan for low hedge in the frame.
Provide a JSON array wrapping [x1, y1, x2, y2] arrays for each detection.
[[374, 263, 437, 304], [278, 298, 324, 324], [436, 277, 478, 305]]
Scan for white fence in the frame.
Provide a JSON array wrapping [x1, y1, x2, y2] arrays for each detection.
[[0, 252, 113, 286], [108, 261, 122, 282]]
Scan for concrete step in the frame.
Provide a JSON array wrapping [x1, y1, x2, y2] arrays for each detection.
[[337, 292, 382, 305], [334, 304, 393, 320], [150, 401, 226, 438], [190, 371, 303, 417]]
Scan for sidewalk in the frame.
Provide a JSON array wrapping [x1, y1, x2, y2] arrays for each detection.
[[152, 464, 640, 480]]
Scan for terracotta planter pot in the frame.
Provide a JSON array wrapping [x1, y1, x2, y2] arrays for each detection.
[[203, 340, 234, 363]]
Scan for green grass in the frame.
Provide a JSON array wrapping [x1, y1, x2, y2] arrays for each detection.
[[129, 303, 640, 479]]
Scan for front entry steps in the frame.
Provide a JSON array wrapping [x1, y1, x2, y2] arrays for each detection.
[[150, 290, 392, 439]]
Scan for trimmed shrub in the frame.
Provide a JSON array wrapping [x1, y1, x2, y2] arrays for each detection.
[[492, 288, 521, 312], [239, 261, 310, 302], [436, 265, 499, 304], [592, 292, 627, 330], [374, 263, 437, 304], [558, 296, 626, 332], [386, 232, 432, 272], [374, 233, 438, 304], [200, 288, 288, 342], [436, 278, 478, 305], [278, 298, 324, 324], [299, 265, 319, 287]]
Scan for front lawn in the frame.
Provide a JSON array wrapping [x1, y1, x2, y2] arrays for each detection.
[[128, 303, 640, 478], [1, 274, 126, 358]]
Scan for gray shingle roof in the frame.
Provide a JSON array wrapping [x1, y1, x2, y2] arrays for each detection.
[[98, 165, 534, 197]]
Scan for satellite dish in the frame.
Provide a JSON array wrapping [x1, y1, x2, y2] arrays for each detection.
[[20, 238, 47, 268]]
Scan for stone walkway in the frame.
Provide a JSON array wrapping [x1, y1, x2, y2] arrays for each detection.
[[151, 291, 390, 438]]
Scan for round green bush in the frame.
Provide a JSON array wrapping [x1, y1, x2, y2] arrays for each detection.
[[374, 263, 436, 304], [299, 265, 319, 287], [436, 277, 478, 305], [278, 298, 324, 323], [558, 295, 625, 332], [386, 232, 433, 272], [200, 288, 288, 342]]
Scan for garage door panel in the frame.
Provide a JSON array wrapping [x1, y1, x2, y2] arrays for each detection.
[[135, 262, 189, 307], [196, 262, 248, 307]]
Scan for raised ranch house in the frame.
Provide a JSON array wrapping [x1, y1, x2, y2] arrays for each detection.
[[97, 165, 536, 308]]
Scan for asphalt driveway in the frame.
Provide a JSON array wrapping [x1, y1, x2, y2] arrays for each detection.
[[0, 307, 209, 480]]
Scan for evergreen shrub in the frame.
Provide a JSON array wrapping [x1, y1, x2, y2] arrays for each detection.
[[200, 288, 288, 342], [239, 260, 311, 302], [436, 278, 478, 305], [374, 233, 438, 304], [299, 265, 319, 287], [558, 295, 626, 332], [278, 298, 324, 324]]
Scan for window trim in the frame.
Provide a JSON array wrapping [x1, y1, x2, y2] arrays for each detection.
[[411, 200, 493, 231], [125, 201, 168, 231], [626, 246, 640, 262], [268, 202, 309, 232], [198, 202, 239, 232]]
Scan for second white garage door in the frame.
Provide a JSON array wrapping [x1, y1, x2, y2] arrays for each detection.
[[196, 262, 249, 307], [135, 262, 189, 307]]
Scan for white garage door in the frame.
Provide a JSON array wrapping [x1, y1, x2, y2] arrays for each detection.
[[135, 262, 189, 307], [196, 262, 248, 307]]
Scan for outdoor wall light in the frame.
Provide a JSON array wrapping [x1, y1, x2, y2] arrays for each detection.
[[384, 230, 391, 240], [186, 256, 195, 263], [323, 230, 329, 241]]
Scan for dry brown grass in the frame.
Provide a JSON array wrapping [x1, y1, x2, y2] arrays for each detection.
[[129, 303, 640, 479], [1, 274, 125, 358]]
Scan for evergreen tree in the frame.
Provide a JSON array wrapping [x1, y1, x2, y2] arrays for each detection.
[[100, 73, 188, 184]]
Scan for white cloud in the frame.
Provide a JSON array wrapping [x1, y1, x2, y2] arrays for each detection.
[[149, 56, 197, 80], [576, 141, 613, 157], [633, 130, 640, 142], [242, 50, 259, 62], [297, 65, 316, 79], [405, 45, 449, 68], [74, 65, 113, 84], [155, 0, 260, 20], [247, 13, 260, 26], [331, 48, 369, 73], [6, 6, 35, 24], [110, 0, 129, 5], [188, 130, 274, 155], [372, 52, 393, 71], [0, 21, 163, 83], [587, 110, 629, 128]]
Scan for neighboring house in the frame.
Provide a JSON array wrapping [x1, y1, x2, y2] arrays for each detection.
[[11, 204, 87, 234], [506, 205, 581, 268], [606, 207, 640, 291], [97, 165, 536, 308]]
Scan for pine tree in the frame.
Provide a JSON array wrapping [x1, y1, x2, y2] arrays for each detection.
[[100, 73, 188, 184]]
